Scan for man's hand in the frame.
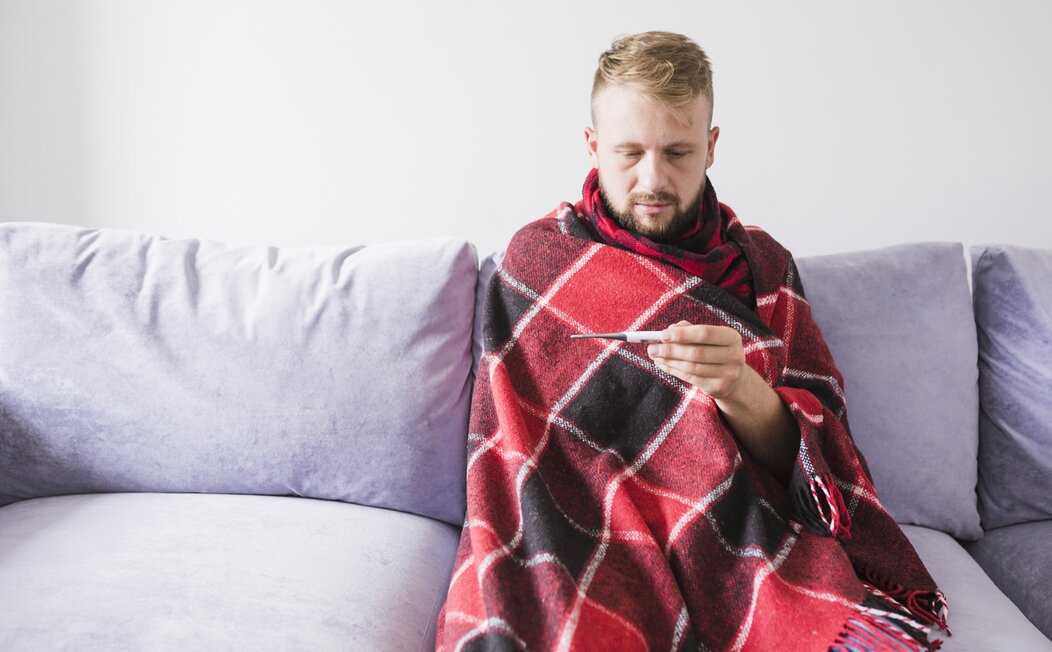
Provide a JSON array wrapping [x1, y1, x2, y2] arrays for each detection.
[[647, 320, 801, 486], [646, 320, 747, 400]]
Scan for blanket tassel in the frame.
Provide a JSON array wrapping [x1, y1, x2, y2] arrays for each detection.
[[794, 473, 852, 539], [829, 585, 945, 651], [855, 566, 951, 635]]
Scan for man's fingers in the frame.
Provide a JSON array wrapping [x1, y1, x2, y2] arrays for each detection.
[[653, 357, 742, 399], [662, 322, 692, 341], [652, 357, 698, 384], [662, 323, 739, 345], [653, 356, 721, 374], [652, 322, 746, 400], [648, 342, 726, 364]]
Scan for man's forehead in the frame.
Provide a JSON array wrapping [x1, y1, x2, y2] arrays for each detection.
[[593, 86, 711, 136]]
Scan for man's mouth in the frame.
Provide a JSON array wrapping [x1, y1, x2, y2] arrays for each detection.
[[635, 202, 672, 216]]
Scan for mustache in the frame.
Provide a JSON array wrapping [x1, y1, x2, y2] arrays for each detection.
[[628, 191, 679, 205]]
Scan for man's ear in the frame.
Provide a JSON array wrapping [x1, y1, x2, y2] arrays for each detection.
[[585, 127, 600, 168], [706, 125, 720, 170]]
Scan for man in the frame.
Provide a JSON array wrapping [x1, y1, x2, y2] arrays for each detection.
[[437, 32, 947, 651]]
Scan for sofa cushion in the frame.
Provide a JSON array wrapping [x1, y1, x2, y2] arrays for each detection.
[[0, 493, 460, 651], [965, 519, 1052, 640], [796, 244, 981, 539], [900, 524, 1052, 651], [0, 222, 477, 525], [970, 244, 1052, 529]]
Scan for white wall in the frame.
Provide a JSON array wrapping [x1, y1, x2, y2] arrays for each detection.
[[3, 0, 1051, 258]]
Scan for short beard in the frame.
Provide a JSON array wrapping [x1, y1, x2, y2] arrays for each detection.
[[599, 180, 705, 244]]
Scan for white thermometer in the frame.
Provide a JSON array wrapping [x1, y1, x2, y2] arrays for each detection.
[[570, 331, 665, 343]]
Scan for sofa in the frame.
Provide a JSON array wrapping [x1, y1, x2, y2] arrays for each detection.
[[0, 221, 1049, 651]]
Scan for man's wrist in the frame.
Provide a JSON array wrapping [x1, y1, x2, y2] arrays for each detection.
[[713, 365, 800, 484], [713, 365, 761, 415]]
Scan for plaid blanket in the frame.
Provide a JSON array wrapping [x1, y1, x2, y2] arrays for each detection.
[[436, 204, 948, 651]]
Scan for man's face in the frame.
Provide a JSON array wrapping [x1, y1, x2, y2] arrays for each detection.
[[586, 85, 719, 242]]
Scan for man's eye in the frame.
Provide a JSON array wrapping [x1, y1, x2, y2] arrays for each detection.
[[622, 151, 642, 158], [667, 151, 687, 159]]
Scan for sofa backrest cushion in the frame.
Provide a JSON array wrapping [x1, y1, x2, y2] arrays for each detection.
[[0, 222, 476, 526], [796, 243, 981, 539], [970, 244, 1052, 529]]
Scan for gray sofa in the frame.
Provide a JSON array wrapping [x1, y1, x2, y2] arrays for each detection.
[[0, 221, 1049, 651]]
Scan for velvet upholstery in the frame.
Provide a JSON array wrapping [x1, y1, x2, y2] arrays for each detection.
[[970, 244, 1052, 529], [0, 493, 460, 651], [795, 243, 981, 539], [901, 525, 1052, 650], [0, 222, 477, 525], [966, 520, 1052, 640]]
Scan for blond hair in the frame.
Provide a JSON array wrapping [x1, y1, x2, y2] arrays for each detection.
[[591, 31, 714, 127]]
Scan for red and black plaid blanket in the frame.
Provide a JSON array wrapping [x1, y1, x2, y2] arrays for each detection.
[[437, 200, 948, 651]]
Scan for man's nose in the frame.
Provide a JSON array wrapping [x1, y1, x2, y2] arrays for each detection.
[[637, 154, 670, 193]]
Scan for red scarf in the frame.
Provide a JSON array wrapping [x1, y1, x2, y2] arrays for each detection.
[[575, 168, 755, 309]]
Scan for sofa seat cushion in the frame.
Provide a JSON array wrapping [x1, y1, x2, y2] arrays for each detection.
[[0, 492, 460, 651], [965, 519, 1052, 640], [900, 524, 1052, 650]]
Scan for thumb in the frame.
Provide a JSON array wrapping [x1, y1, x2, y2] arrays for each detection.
[[662, 320, 692, 341]]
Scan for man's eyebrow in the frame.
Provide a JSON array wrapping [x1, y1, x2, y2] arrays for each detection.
[[612, 142, 696, 150]]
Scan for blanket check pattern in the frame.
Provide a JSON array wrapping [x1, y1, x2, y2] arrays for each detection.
[[437, 206, 947, 651]]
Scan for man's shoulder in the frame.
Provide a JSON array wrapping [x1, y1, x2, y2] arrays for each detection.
[[529, 202, 578, 231], [735, 218, 795, 264], [505, 202, 582, 249], [732, 220, 808, 296]]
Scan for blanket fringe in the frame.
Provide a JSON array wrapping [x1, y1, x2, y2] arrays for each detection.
[[855, 565, 951, 635], [795, 473, 852, 539], [829, 584, 945, 651]]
